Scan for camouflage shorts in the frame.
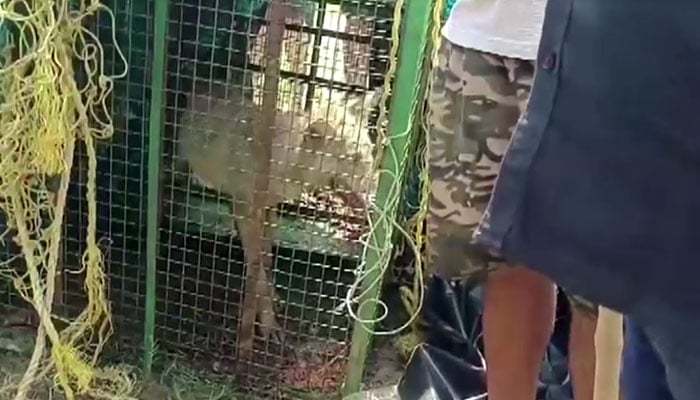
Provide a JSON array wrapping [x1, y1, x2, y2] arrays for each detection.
[[425, 40, 597, 316]]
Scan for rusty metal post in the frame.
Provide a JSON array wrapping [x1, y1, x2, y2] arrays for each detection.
[[238, 0, 287, 361]]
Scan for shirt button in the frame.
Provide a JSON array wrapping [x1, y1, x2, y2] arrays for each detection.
[[540, 52, 557, 71]]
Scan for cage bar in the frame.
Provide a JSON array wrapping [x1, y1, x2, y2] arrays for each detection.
[[343, 0, 437, 394], [143, 0, 170, 376]]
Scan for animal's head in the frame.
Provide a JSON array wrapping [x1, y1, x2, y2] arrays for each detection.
[[297, 119, 377, 203]]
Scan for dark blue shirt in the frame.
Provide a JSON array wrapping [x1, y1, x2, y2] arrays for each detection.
[[474, 0, 700, 321]]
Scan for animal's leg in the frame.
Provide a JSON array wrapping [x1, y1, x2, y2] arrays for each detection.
[[255, 261, 283, 343], [256, 208, 285, 343], [235, 206, 267, 354], [236, 211, 283, 344]]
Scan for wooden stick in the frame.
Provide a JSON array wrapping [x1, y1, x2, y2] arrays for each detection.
[[593, 307, 624, 400], [237, 0, 286, 361]]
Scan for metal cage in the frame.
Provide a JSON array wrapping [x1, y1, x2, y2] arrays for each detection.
[[0, 0, 435, 398]]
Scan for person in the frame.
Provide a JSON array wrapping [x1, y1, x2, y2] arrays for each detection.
[[426, 1, 596, 399], [621, 319, 674, 400], [472, 1, 700, 399]]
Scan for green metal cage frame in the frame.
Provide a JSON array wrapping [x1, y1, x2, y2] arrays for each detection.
[[0, 0, 439, 397]]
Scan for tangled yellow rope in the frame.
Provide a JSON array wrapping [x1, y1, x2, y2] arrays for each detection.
[[0, 1, 132, 399], [343, 0, 444, 340]]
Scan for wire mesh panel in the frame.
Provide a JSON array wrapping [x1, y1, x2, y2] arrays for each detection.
[[0, 0, 166, 397], [58, 1, 153, 358], [154, 0, 398, 397], [0, 14, 23, 321], [0, 215, 24, 316], [0, 0, 435, 397], [62, 1, 153, 344], [0, 0, 150, 355]]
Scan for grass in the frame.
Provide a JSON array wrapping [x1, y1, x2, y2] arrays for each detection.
[[0, 325, 243, 400], [148, 361, 240, 400], [0, 323, 405, 400]]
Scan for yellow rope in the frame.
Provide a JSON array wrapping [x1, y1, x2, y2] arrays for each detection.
[[344, 0, 444, 338], [0, 1, 132, 399], [410, 0, 445, 312]]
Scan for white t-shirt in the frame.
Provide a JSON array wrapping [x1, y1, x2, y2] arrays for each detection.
[[442, 0, 547, 61]]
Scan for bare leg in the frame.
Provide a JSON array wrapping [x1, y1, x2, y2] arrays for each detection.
[[483, 265, 557, 400], [569, 300, 598, 400], [593, 307, 623, 400]]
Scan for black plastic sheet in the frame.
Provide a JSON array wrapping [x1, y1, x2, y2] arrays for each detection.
[[397, 276, 574, 400]]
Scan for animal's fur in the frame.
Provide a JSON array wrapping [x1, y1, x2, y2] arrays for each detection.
[[177, 80, 378, 339], [179, 82, 377, 209]]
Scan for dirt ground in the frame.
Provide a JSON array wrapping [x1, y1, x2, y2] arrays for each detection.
[[0, 322, 405, 400], [0, 357, 238, 400], [0, 323, 241, 400]]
